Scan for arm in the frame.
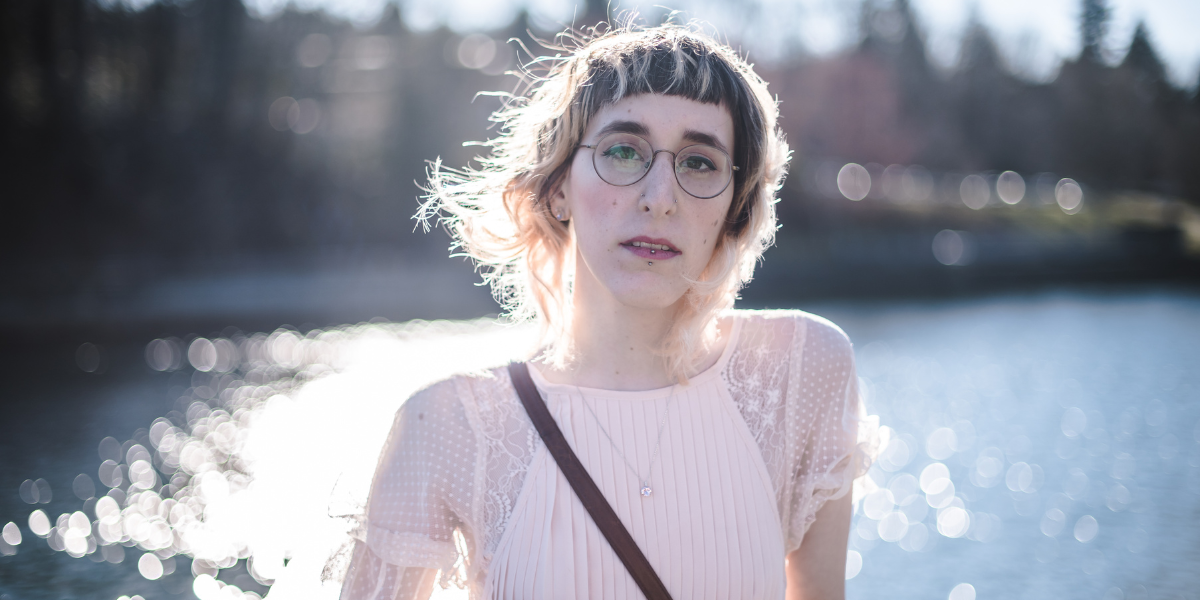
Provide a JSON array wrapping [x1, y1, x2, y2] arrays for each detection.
[[782, 314, 862, 600], [339, 381, 472, 600], [785, 492, 852, 600]]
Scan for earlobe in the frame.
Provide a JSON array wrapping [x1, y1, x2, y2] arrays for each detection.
[[551, 181, 571, 222]]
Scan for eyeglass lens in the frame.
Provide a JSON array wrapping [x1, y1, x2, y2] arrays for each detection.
[[591, 133, 733, 199]]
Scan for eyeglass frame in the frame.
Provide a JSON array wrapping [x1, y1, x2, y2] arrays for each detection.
[[577, 133, 740, 200]]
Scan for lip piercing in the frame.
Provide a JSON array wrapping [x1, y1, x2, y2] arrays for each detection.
[[647, 261, 653, 266], [650, 249, 656, 254]]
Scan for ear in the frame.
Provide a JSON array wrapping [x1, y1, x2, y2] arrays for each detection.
[[550, 171, 571, 221]]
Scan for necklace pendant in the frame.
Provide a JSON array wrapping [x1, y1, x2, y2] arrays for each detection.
[[640, 484, 652, 497]]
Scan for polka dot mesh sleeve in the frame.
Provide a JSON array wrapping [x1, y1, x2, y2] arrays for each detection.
[[722, 311, 875, 556], [340, 380, 477, 599], [783, 313, 874, 552]]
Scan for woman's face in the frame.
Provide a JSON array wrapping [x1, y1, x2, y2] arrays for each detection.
[[557, 93, 736, 311]]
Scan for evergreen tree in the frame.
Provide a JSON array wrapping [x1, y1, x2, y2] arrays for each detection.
[[1120, 21, 1167, 86], [1079, 0, 1111, 63]]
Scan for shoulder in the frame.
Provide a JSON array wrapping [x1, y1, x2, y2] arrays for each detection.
[[384, 369, 510, 459], [794, 312, 853, 363], [400, 365, 515, 422], [728, 309, 852, 358]]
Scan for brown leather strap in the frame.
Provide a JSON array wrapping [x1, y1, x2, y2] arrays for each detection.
[[508, 362, 673, 600]]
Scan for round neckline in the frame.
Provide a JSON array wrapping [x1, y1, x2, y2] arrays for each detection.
[[526, 314, 743, 400]]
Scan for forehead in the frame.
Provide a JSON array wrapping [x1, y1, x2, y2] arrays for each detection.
[[584, 94, 734, 149]]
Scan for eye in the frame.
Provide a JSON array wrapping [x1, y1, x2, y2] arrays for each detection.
[[602, 143, 643, 162], [678, 154, 717, 172]]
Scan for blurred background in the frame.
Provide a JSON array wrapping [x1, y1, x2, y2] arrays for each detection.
[[1, 0, 1198, 598]]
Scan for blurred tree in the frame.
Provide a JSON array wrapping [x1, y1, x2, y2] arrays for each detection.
[[1079, 0, 1111, 63], [1120, 22, 1168, 91], [953, 17, 1017, 171]]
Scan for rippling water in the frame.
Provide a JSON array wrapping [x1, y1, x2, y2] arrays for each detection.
[[827, 291, 1200, 600], [1, 290, 1197, 600]]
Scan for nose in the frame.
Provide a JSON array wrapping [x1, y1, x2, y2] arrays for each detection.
[[638, 150, 681, 216]]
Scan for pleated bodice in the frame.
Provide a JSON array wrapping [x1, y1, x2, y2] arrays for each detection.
[[486, 319, 786, 598]]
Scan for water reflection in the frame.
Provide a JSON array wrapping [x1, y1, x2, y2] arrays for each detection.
[[2, 294, 1198, 598], [1, 319, 544, 598], [838, 292, 1200, 600]]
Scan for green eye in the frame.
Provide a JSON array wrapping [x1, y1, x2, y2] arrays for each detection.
[[602, 144, 642, 162]]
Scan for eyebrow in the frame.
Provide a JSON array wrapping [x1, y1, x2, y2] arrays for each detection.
[[591, 120, 731, 153], [593, 120, 650, 139], [682, 129, 729, 153]]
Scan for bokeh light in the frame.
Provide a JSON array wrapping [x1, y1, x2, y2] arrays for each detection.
[[18, 478, 52, 504], [268, 97, 299, 132], [1, 522, 20, 546], [959, 175, 990, 210], [73, 473, 96, 500], [1056, 178, 1084, 214], [28, 510, 50, 537], [1074, 515, 1099, 543], [457, 33, 496, 70], [138, 552, 164, 580], [0, 521, 20, 556], [838, 163, 871, 201], [949, 583, 976, 600], [996, 171, 1026, 205], [845, 549, 863, 580]]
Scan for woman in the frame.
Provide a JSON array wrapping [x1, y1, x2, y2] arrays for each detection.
[[340, 21, 871, 600]]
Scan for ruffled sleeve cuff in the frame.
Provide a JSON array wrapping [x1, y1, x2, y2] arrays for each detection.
[[338, 530, 459, 600], [784, 316, 882, 552], [789, 420, 877, 548], [365, 525, 458, 571]]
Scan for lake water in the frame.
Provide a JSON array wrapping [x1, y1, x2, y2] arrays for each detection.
[[1, 289, 1198, 599]]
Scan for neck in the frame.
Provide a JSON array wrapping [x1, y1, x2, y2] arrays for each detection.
[[571, 298, 678, 391], [537, 276, 680, 392]]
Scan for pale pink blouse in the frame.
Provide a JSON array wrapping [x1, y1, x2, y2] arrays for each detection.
[[340, 310, 868, 599]]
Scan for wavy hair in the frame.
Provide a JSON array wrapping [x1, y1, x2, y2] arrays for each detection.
[[419, 19, 790, 382]]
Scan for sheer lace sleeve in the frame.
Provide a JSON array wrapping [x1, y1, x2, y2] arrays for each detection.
[[721, 311, 875, 554], [783, 314, 873, 553], [341, 379, 477, 599]]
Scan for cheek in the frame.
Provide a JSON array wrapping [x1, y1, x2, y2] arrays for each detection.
[[703, 200, 734, 246], [567, 166, 618, 218], [683, 206, 732, 275]]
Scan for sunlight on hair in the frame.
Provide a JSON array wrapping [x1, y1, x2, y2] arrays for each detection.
[[418, 20, 788, 384]]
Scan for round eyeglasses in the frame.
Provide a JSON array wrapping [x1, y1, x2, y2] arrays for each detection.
[[578, 132, 738, 199]]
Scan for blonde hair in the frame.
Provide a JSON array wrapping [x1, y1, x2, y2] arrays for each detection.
[[420, 19, 790, 382]]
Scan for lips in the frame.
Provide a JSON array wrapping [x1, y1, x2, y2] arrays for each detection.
[[621, 236, 681, 259]]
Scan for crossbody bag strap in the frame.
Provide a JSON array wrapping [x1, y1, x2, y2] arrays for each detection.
[[507, 362, 673, 600]]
